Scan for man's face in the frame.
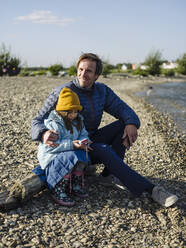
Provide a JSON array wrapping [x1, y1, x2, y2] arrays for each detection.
[[77, 59, 99, 89]]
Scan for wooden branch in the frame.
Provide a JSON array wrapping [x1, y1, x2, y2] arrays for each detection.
[[0, 173, 45, 211]]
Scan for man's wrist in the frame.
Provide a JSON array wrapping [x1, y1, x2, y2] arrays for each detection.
[[40, 129, 48, 141]]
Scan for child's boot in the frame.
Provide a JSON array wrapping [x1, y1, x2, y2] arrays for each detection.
[[51, 174, 75, 207], [72, 171, 88, 198]]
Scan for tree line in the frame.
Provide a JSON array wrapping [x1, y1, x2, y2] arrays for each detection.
[[0, 44, 186, 77]]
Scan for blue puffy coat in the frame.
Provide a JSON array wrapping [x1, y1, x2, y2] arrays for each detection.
[[31, 77, 140, 141], [37, 110, 90, 169]]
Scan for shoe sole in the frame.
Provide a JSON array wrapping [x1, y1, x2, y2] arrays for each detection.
[[114, 183, 125, 190], [72, 192, 89, 198], [99, 181, 125, 191], [84, 165, 97, 176], [98, 176, 125, 190], [98, 181, 113, 187], [51, 195, 75, 207], [164, 196, 178, 207]]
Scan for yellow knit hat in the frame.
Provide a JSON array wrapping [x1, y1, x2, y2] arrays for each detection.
[[56, 88, 82, 111]]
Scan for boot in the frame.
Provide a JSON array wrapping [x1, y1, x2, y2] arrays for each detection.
[[51, 174, 75, 207], [84, 164, 97, 176], [72, 171, 88, 198]]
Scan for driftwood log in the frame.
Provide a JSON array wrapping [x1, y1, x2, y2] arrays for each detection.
[[0, 173, 45, 211], [0, 164, 97, 211]]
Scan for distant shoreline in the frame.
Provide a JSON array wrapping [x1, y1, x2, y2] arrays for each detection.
[[100, 75, 186, 137], [99, 74, 186, 95]]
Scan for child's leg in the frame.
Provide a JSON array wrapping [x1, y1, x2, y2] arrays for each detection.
[[73, 161, 86, 171], [72, 162, 88, 198], [51, 174, 75, 207]]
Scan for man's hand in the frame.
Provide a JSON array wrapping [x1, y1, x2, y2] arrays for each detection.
[[122, 124, 138, 150], [42, 130, 59, 147]]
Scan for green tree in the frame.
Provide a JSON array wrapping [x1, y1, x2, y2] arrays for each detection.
[[68, 65, 77, 76], [116, 63, 123, 71], [161, 68, 175, 77], [48, 64, 63, 76], [126, 63, 132, 70], [102, 64, 112, 77], [144, 50, 162, 75], [132, 67, 149, 77], [176, 53, 186, 75], [0, 43, 21, 76]]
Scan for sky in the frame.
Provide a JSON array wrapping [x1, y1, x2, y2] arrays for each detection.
[[1, 0, 186, 67]]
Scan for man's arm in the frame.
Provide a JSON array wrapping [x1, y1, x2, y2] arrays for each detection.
[[104, 85, 140, 128], [30, 86, 62, 141], [103, 85, 140, 149]]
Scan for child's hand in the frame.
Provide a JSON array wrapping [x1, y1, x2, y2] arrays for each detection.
[[73, 140, 93, 151], [73, 140, 82, 149]]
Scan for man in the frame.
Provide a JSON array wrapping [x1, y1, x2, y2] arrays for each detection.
[[31, 53, 178, 207]]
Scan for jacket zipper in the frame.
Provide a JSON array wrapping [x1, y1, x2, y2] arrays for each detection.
[[86, 95, 95, 123]]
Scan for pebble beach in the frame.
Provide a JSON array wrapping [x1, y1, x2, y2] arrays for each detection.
[[0, 75, 185, 248]]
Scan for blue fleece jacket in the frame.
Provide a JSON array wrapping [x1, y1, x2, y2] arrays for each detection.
[[31, 78, 140, 141]]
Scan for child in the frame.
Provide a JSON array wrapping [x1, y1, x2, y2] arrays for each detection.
[[37, 88, 92, 206]]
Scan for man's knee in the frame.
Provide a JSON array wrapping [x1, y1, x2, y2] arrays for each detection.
[[90, 143, 115, 161]]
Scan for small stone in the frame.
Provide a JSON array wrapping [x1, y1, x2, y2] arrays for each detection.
[[31, 238, 40, 245], [72, 241, 82, 248], [130, 227, 136, 232], [128, 201, 134, 207], [107, 200, 112, 204], [81, 237, 88, 243]]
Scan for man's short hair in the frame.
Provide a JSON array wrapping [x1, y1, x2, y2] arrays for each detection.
[[76, 53, 103, 75]]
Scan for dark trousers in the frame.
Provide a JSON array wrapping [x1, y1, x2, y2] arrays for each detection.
[[89, 120, 154, 196]]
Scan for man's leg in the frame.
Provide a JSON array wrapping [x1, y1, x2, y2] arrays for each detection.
[[89, 121, 178, 206], [91, 120, 125, 158], [90, 120, 126, 176], [89, 143, 154, 196]]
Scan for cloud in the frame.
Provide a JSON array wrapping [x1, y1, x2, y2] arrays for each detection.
[[16, 10, 74, 26]]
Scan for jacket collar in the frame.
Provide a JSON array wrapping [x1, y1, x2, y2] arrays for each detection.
[[73, 77, 95, 93], [48, 110, 64, 123]]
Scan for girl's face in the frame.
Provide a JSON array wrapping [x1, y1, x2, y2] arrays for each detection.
[[58, 110, 78, 121], [67, 110, 78, 121]]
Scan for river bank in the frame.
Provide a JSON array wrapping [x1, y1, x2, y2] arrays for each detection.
[[0, 76, 185, 247]]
